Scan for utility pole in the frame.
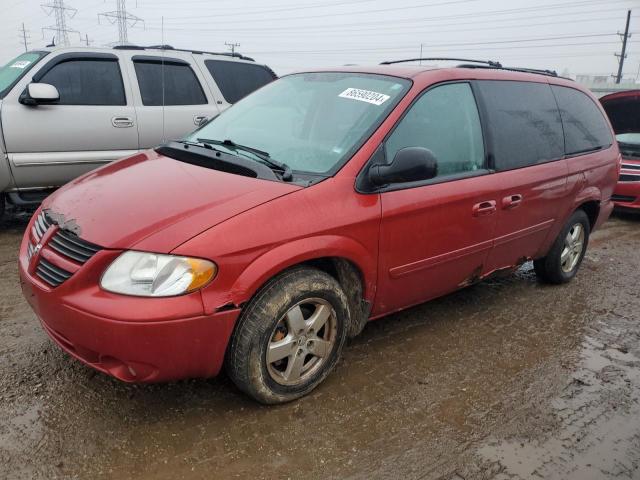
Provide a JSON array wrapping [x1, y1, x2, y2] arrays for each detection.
[[41, 0, 79, 47], [614, 9, 632, 84], [225, 42, 240, 56], [82, 33, 92, 46], [99, 0, 144, 46], [19, 23, 30, 51]]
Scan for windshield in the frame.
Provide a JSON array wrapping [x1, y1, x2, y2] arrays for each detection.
[[187, 72, 411, 174], [0, 51, 48, 99]]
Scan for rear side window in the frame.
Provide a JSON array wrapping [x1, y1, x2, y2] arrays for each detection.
[[385, 82, 485, 178], [551, 85, 613, 155], [38, 59, 125, 105], [476, 80, 564, 170], [134, 61, 207, 106], [204, 60, 275, 104]]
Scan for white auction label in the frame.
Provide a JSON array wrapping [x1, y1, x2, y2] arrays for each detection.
[[10, 61, 31, 69], [338, 88, 390, 106]]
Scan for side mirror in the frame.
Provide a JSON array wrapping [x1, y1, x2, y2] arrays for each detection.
[[19, 83, 60, 106], [369, 147, 438, 186]]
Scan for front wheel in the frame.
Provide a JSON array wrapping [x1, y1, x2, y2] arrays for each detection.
[[226, 267, 349, 404], [534, 210, 590, 284]]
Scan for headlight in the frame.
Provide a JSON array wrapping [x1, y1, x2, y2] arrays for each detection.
[[100, 251, 216, 297]]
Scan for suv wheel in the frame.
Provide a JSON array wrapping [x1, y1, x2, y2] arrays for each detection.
[[534, 209, 590, 284], [226, 267, 349, 404], [0, 194, 5, 223]]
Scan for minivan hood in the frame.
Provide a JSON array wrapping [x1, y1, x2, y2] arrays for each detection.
[[600, 90, 640, 135], [43, 150, 301, 251]]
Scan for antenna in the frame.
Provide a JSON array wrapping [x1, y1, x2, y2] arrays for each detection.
[[99, 0, 145, 46], [41, 0, 79, 47]]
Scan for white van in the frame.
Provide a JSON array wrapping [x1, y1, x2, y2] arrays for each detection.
[[0, 45, 276, 217]]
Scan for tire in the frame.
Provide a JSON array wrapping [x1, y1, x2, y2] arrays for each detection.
[[0, 194, 4, 223], [534, 210, 590, 284], [226, 267, 349, 404]]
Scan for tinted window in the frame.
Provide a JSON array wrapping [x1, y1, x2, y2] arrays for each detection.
[[134, 61, 207, 106], [38, 59, 125, 105], [205, 60, 275, 104], [385, 83, 485, 177], [552, 85, 613, 155], [476, 81, 563, 170]]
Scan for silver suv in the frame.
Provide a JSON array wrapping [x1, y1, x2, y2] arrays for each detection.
[[0, 45, 276, 217]]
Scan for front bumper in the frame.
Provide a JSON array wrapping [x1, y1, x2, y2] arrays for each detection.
[[18, 214, 240, 383], [613, 160, 640, 212]]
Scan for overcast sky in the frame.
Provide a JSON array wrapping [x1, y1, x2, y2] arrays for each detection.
[[1, 0, 638, 79]]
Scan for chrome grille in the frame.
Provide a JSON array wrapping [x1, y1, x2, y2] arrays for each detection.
[[621, 163, 640, 171], [619, 173, 640, 182], [49, 228, 101, 264], [35, 258, 72, 288]]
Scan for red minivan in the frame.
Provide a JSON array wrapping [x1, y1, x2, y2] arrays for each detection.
[[19, 60, 619, 403]]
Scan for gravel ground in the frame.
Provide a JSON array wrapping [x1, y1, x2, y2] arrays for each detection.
[[0, 208, 639, 480]]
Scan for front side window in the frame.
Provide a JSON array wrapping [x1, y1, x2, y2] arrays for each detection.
[[552, 85, 613, 155], [187, 72, 411, 174], [205, 60, 275, 104], [134, 61, 207, 106], [38, 59, 126, 105], [385, 82, 485, 178], [0, 51, 48, 98], [476, 80, 564, 170]]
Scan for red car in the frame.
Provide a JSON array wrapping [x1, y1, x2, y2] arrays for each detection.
[[19, 60, 619, 403], [600, 90, 640, 212]]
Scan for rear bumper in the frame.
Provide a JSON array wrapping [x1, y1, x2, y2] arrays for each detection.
[[19, 235, 239, 383]]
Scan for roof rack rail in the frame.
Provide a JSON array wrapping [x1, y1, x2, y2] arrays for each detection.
[[113, 44, 254, 61], [458, 63, 560, 78], [380, 57, 502, 67]]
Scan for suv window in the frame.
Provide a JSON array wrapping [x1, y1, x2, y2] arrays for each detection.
[[38, 58, 125, 106], [476, 81, 564, 170], [204, 60, 275, 104], [551, 85, 613, 155], [385, 82, 485, 178], [134, 61, 207, 106]]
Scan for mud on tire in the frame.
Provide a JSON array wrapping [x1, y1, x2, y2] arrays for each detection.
[[225, 267, 349, 404], [534, 209, 590, 284]]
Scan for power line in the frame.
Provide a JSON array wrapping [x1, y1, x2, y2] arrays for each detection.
[[615, 9, 633, 83], [41, 0, 79, 47], [98, 0, 144, 45]]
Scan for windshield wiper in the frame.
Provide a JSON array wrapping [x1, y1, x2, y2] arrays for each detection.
[[197, 138, 293, 181]]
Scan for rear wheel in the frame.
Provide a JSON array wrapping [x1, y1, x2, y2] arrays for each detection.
[[226, 267, 349, 404], [534, 210, 590, 284], [0, 194, 5, 223]]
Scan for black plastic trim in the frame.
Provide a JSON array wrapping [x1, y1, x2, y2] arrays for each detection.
[[131, 55, 189, 66]]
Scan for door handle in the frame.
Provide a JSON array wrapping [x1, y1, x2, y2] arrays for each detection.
[[111, 116, 134, 128], [502, 194, 523, 209], [472, 200, 497, 217], [194, 115, 208, 126]]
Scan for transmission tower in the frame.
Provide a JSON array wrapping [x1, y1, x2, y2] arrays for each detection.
[[225, 42, 240, 56], [41, 0, 78, 47], [19, 23, 31, 51], [99, 0, 144, 46]]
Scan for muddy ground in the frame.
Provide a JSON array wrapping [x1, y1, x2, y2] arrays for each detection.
[[1, 208, 639, 480]]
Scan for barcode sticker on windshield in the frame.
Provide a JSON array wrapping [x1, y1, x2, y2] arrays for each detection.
[[339, 88, 390, 106], [10, 61, 31, 69]]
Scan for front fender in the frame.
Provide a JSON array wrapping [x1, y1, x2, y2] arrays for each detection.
[[229, 235, 377, 307]]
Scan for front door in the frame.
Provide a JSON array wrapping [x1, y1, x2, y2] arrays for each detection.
[[1, 53, 139, 189], [374, 82, 499, 316]]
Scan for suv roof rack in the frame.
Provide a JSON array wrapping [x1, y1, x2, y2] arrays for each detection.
[[380, 57, 565, 79], [380, 57, 503, 67], [113, 44, 255, 61]]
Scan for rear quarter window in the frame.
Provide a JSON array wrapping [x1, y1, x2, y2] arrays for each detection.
[[476, 80, 564, 171], [134, 61, 207, 106], [204, 60, 276, 104], [551, 85, 613, 155]]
